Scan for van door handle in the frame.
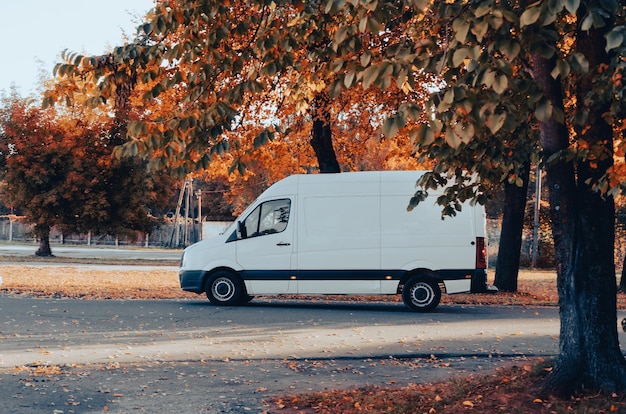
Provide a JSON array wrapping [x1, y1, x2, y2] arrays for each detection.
[[276, 242, 291, 246]]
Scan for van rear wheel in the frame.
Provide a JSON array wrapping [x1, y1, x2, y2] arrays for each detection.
[[402, 277, 441, 312], [205, 271, 245, 306]]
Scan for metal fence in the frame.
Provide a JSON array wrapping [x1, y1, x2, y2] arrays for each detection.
[[0, 218, 233, 248], [4, 216, 622, 269]]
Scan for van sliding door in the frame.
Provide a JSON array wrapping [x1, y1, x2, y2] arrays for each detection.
[[297, 195, 381, 294]]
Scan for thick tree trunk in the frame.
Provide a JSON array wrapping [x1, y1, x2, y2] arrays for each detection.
[[533, 21, 626, 395], [34, 224, 53, 257], [494, 162, 530, 291], [310, 93, 340, 173]]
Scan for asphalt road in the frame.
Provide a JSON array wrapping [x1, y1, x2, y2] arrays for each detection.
[[1, 298, 564, 367], [1, 296, 610, 413]]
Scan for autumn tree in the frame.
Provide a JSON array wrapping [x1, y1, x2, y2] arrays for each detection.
[[46, 1, 435, 176], [122, 0, 620, 397], [0, 91, 175, 255], [322, 0, 625, 396], [0, 98, 99, 255], [199, 85, 423, 215], [39, 0, 626, 396], [45, 0, 432, 224], [48, 0, 531, 293]]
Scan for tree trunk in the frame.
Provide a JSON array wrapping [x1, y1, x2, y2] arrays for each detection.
[[310, 92, 340, 173], [619, 256, 626, 292], [34, 224, 53, 257], [96, 54, 136, 147], [494, 162, 530, 291], [533, 20, 626, 395], [617, 131, 626, 293]]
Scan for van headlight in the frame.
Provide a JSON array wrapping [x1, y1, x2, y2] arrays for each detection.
[[180, 251, 186, 268]]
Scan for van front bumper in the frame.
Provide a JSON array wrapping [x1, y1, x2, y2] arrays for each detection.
[[179, 270, 206, 293]]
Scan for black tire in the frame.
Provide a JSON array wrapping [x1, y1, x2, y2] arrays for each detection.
[[205, 270, 245, 306], [402, 277, 441, 312]]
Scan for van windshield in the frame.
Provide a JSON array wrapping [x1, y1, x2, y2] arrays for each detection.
[[241, 199, 291, 238]]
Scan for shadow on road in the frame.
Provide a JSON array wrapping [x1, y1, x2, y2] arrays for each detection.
[[182, 297, 541, 317]]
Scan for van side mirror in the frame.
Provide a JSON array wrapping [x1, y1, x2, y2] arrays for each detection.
[[238, 221, 247, 239]]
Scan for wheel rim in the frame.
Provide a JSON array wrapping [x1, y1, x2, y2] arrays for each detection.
[[408, 281, 435, 307], [212, 277, 236, 302]]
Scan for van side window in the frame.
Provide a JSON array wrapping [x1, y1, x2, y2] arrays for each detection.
[[241, 199, 291, 238]]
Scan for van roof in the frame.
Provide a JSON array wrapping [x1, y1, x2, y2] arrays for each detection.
[[259, 171, 430, 199]]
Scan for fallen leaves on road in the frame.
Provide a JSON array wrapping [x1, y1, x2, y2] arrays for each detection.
[[270, 361, 626, 413], [15, 363, 67, 377]]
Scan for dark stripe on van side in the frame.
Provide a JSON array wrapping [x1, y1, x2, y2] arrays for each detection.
[[241, 270, 380, 280], [298, 269, 381, 280], [385, 269, 476, 281], [240, 270, 296, 280], [433, 269, 477, 280], [240, 269, 479, 281]]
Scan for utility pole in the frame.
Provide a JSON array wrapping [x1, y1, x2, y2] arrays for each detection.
[[531, 165, 542, 268], [173, 180, 186, 247], [196, 189, 203, 241], [184, 179, 192, 246]]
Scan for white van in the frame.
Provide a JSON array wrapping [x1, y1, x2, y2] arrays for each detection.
[[179, 171, 490, 312]]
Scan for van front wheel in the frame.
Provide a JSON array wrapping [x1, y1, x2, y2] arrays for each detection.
[[205, 271, 244, 306], [402, 277, 441, 312]]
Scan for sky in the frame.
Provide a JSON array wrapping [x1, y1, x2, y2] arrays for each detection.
[[1, 0, 156, 96]]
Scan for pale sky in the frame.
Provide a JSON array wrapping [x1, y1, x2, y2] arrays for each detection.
[[1, 0, 156, 96]]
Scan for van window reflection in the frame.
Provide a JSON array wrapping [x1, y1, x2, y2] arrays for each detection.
[[240, 199, 291, 239]]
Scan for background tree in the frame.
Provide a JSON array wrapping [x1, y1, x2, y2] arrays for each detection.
[[0, 98, 86, 255], [0, 90, 175, 255], [494, 161, 531, 291], [45, 1, 534, 290], [44, 0, 433, 229]]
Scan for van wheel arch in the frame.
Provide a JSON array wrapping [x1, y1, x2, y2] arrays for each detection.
[[398, 270, 444, 292], [204, 268, 248, 306], [400, 271, 443, 312]]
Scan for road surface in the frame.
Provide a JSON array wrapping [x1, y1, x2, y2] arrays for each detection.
[[1, 298, 566, 367], [3, 296, 614, 412]]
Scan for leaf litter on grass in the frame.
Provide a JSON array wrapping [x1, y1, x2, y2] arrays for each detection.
[[0, 267, 562, 303], [0, 265, 196, 299], [270, 360, 626, 413]]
